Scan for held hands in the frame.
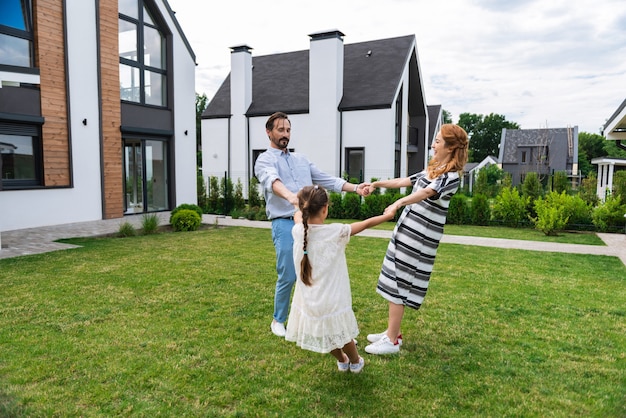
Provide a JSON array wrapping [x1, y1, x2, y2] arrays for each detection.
[[383, 202, 400, 217], [356, 182, 372, 196], [365, 184, 377, 195]]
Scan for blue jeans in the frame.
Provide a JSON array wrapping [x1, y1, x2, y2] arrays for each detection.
[[271, 218, 296, 323]]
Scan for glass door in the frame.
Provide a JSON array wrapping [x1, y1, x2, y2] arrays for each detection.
[[124, 141, 143, 214], [123, 138, 169, 214], [145, 140, 168, 211]]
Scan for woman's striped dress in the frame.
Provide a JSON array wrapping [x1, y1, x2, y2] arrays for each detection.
[[376, 170, 460, 310]]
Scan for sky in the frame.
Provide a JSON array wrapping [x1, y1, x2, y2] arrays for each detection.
[[167, 0, 626, 134]]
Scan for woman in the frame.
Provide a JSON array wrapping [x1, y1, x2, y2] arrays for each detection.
[[364, 124, 469, 355]]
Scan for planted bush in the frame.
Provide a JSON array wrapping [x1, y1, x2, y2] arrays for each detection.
[[592, 195, 626, 232], [470, 193, 491, 226], [141, 214, 160, 235], [492, 187, 529, 227], [342, 192, 362, 219], [171, 209, 202, 232], [532, 192, 570, 236], [169, 203, 203, 224], [117, 221, 136, 237], [448, 193, 470, 225]]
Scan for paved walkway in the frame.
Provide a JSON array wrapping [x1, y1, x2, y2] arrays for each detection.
[[1, 213, 625, 266]]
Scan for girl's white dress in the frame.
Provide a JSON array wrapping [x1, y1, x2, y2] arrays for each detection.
[[285, 223, 358, 353]]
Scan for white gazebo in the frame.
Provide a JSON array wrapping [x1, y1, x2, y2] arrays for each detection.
[[596, 98, 626, 201], [592, 157, 626, 200]]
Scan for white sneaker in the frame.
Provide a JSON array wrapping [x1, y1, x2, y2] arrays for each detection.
[[365, 335, 400, 355], [349, 356, 365, 373], [270, 320, 286, 337], [366, 331, 403, 346]]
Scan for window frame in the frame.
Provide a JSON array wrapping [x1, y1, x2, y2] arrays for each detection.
[[0, 120, 43, 190], [0, 0, 35, 70], [118, 1, 167, 107]]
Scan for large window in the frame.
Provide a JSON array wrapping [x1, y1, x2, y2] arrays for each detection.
[[0, 121, 42, 189], [119, 0, 167, 106], [0, 0, 34, 68]]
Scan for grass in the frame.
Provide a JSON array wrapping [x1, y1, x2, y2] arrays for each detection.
[[0, 226, 624, 417], [344, 220, 607, 246]]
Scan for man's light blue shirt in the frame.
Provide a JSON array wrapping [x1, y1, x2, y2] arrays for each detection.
[[254, 148, 346, 219]]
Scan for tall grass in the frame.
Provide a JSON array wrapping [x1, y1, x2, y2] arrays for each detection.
[[0, 227, 624, 417]]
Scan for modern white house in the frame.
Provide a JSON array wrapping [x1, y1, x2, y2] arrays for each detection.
[[201, 30, 440, 198], [594, 98, 626, 200], [0, 0, 197, 234]]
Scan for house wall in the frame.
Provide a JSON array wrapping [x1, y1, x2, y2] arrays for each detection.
[[342, 108, 396, 181], [164, 2, 198, 207], [202, 118, 230, 181], [0, 0, 197, 232], [0, 0, 104, 232]]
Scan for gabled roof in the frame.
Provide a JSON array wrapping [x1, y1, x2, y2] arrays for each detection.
[[202, 35, 417, 118], [427, 104, 442, 141]]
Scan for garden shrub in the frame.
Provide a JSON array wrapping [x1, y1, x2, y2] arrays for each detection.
[[207, 176, 220, 213], [522, 172, 543, 218], [470, 193, 491, 225], [592, 195, 626, 232], [248, 177, 263, 209], [220, 177, 234, 215], [361, 194, 388, 219], [117, 221, 136, 237], [613, 171, 626, 205], [551, 171, 570, 194], [532, 192, 570, 236], [448, 193, 470, 225], [171, 209, 202, 232], [197, 170, 207, 210], [492, 187, 529, 227], [342, 192, 362, 219], [233, 179, 245, 212], [169, 203, 203, 224], [578, 173, 599, 207], [141, 214, 159, 235], [328, 192, 343, 219]]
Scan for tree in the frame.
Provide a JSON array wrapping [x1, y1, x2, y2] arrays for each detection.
[[458, 112, 519, 162], [195, 93, 208, 163], [578, 132, 606, 176], [442, 108, 453, 124]]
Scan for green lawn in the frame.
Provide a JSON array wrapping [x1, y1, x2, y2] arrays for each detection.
[[1, 226, 624, 417]]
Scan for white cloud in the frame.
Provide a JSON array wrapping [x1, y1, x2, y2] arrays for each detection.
[[168, 0, 626, 133]]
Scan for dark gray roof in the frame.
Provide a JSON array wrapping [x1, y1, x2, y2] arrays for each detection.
[[500, 128, 575, 164], [427, 104, 441, 139], [202, 35, 416, 119]]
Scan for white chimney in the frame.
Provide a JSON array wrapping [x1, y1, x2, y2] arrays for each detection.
[[229, 45, 253, 115], [308, 30, 344, 175]]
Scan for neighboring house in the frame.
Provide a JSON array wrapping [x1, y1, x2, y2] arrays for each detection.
[[498, 127, 579, 187], [0, 0, 197, 234], [201, 30, 438, 197], [594, 97, 626, 200], [462, 155, 498, 193]]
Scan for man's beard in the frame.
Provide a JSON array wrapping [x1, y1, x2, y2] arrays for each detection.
[[273, 137, 289, 149]]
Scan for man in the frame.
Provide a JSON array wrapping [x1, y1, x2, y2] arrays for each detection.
[[254, 112, 369, 337]]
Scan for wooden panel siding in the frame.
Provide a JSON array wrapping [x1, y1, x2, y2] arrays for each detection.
[[35, 0, 70, 186], [99, 1, 124, 218]]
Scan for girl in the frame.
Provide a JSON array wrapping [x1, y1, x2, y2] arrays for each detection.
[[284, 185, 393, 373], [364, 124, 469, 355]]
